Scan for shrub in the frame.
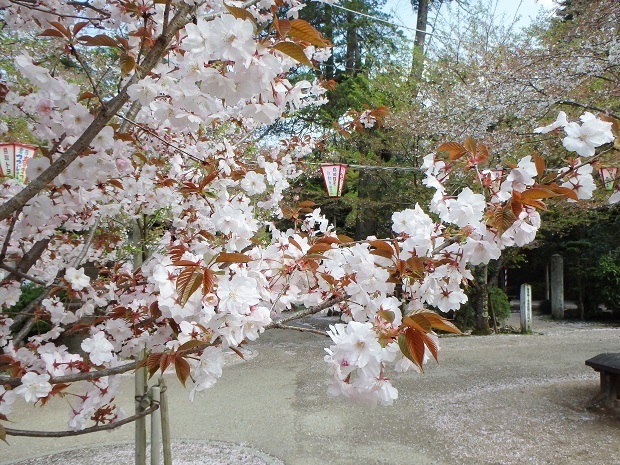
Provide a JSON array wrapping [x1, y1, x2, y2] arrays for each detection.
[[489, 287, 511, 326]]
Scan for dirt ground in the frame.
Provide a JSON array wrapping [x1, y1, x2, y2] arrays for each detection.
[[2, 312, 620, 465]]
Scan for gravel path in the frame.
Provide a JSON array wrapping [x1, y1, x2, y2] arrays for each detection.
[[2, 312, 619, 465]]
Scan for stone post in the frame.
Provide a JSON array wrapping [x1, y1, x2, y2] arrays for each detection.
[[520, 284, 532, 334], [550, 254, 564, 319]]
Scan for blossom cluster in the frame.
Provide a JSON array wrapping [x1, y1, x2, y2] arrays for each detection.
[[0, 0, 616, 433]]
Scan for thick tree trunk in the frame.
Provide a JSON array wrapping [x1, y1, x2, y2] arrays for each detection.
[[473, 264, 491, 334], [408, 0, 429, 84], [345, 11, 359, 75]]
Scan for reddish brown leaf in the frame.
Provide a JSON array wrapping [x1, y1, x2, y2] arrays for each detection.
[[215, 252, 251, 263], [408, 314, 432, 333], [320, 273, 336, 286], [172, 259, 201, 267], [404, 328, 426, 372], [533, 153, 545, 178], [175, 357, 191, 387], [176, 267, 202, 307], [202, 269, 214, 295], [48, 21, 70, 38], [337, 234, 354, 243], [160, 353, 172, 375], [78, 34, 119, 48], [511, 200, 523, 219], [475, 144, 489, 164], [178, 340, 206, 352], [370, 249, 393, 260], [297, 200, 316, 208], [420, 331, 439, 363], [547, 184, 579, 201], [224, 2, 257, 24], [274, 18, 292, 36], [78, 91, 97, 101], [39, 29, 66, 38], [228, 345, 246, 360], [73, 21, 89, 36], [488, 203, 516, 234], [522, 199, 547, 210], [107, 179, 124, 190], [436, 142, 468, 161], [307, 243, 333, 254], [116, 35, 130, 51], [520, 186, 559, 201], [0, 423, 7, 444], [272, 41, 313, 68], [316, 236, 341, 245], [369, 240, 393, 253], [405, 256, 425, 279], [288, 237, 303, 250], [377, 309, 395, 323], [288, 19, 331, 47], [169, 245, 187, 263], [119, 53, 136, 75], [464, 137, 477, 155], [419, 311, 462, 334]]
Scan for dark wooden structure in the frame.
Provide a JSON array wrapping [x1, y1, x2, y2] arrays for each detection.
[[585, 353, 620, 407]]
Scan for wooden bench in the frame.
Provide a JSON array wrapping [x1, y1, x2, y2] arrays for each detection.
[[585, 353, 620, 407]]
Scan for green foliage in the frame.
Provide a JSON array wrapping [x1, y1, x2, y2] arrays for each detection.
[[489, 287, 511, 325], [592, 248, 620, 312], [6, 283, 45, 315]]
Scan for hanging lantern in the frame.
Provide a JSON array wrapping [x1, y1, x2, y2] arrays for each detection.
[[0, 142, 37, 183], [599, 167, 617, 191], [320, 163, 347, 198]]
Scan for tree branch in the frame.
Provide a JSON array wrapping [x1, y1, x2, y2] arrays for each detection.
[[0, 3, 194, 222], [3, 403, 158, 437], [269, 323, 329, 337], [266, 295, 347, 328], [556, 100, 620, 120]]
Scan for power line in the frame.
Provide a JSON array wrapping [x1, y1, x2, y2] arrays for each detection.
[[330, 4, 449, 41], [306, 161, 421, 172]]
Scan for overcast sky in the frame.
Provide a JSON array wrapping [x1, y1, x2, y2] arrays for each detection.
[[382, 0, 558, 39]]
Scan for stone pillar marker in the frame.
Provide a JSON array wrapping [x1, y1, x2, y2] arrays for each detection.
[[520, 284, 532, 334], [550, 254, 564, 319]]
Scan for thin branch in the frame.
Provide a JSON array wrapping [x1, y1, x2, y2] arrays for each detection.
[[4, 403, 158, 438], [1, 238, 50, 285], [0, 3, 194, 223], [11, 317, 36, 345], [0, 210, 19, 262], [8, 0, 100, 19], [69, 44, 105, 105], [556, 100, 620, 120], [266, 295, 347, 328], [0, 263, 48, 285], [67, 0, 111, 18], [0, 0, 262, 223], [117, 114, 203, 163], [72, 216, 101, 268], [269, 323, 329, 337]]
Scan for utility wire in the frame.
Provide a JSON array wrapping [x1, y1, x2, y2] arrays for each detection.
[[330, 4, 450, 41], [306, 161, 421, 172]]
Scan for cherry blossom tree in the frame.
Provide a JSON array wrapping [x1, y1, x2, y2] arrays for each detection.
[[0, 1, 617, 459]]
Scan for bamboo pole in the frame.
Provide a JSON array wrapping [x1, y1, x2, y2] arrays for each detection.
[[135, 349, 147, 465], [159, 378, 173, 465], [150, 385, 162, 465]]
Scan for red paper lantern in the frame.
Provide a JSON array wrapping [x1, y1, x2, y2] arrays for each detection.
[[0, 142, 37, 183], [599, 167, 617, 191], [320, 163, 347, 198]]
